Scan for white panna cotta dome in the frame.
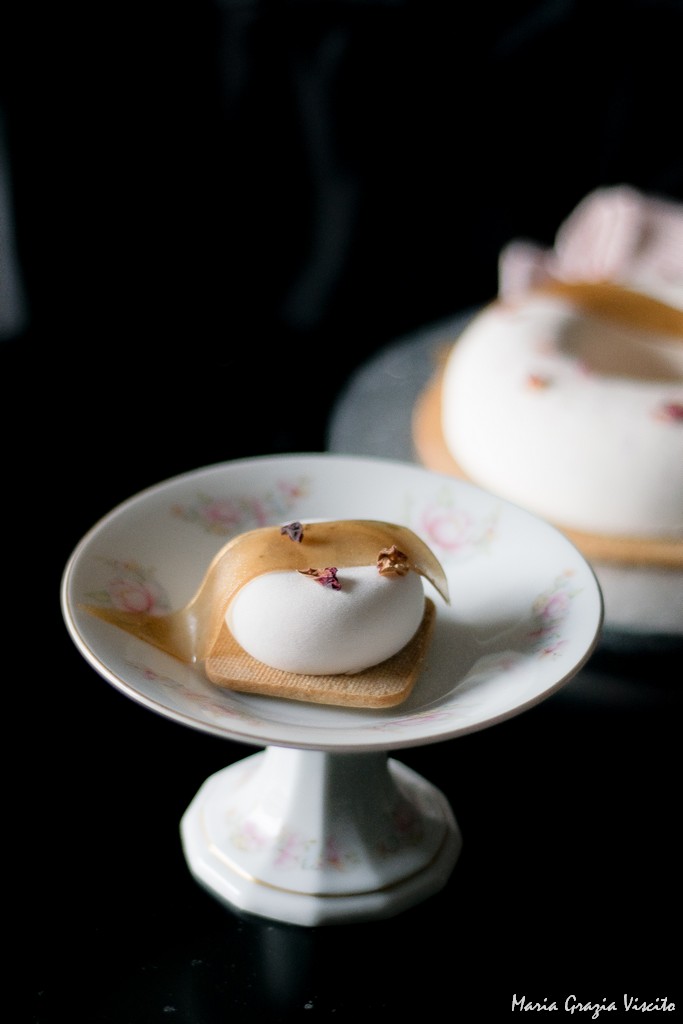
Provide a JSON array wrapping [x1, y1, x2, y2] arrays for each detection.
[[226, 564, 426, 675]]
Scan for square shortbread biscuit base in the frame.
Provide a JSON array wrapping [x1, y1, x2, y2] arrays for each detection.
[[204, 598, 436, 708]]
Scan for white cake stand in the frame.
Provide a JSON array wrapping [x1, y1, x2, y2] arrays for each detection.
[[61, 454, 603, 926]]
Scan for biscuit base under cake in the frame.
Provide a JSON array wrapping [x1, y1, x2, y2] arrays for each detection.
[[205, 598, 437, 708]]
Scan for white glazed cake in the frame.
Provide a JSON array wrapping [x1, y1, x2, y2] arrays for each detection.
[[227, 563, 427, 675], [439, 286, 683, 540], [412, 186, 683, 635], [413, 187, 683, 571]]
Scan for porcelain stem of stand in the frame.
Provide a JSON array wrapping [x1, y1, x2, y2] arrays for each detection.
[[180, 746, 462, 926]]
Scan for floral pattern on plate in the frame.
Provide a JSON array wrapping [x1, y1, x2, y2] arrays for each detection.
[[86, 557, 172, 615], [408, 484, 500, 562], [170, 477, 309, 536]]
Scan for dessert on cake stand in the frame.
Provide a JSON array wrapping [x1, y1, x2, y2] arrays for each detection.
[[61, 453, 602, 926]]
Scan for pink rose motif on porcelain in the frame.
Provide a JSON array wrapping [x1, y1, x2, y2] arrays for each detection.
[[273, 831, 359, 872], [186, 693, 264, 722], [171, 477, 310, 536], [123, 659, 178, 685], [654, 401, 683, 423], [527, 569, 580, 655], [377, 799, 423, 854], [371, 707, 462, 732], [415, 490, 499, 561], [537, 589, 570, 622], [232, 820, 272, 854], [200, 496, 255, 533], [226, 820, 361, 872], [108, 577, 164, 614], [321, 836, 346, 871], [275, 478, 309, 503], [86, 558, 171, 616]]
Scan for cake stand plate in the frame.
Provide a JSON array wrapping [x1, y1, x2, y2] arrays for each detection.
[[61, 453, 602, 926]]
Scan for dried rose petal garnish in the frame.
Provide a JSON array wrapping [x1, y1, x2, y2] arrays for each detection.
[[298, 566, 341, 589], [377, 545, 410, 577], [655, 402, 683, 423], [526, 373, 551, 390], [281, 521, 304, 542]]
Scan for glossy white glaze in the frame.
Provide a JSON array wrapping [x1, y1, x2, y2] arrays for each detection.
[[441, 295, 683, 537]]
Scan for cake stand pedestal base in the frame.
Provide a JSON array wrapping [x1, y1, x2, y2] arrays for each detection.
[[180, 746, 462, 926]]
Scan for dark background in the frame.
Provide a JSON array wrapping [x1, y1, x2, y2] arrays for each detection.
[[3, 1, 681, 1021]]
